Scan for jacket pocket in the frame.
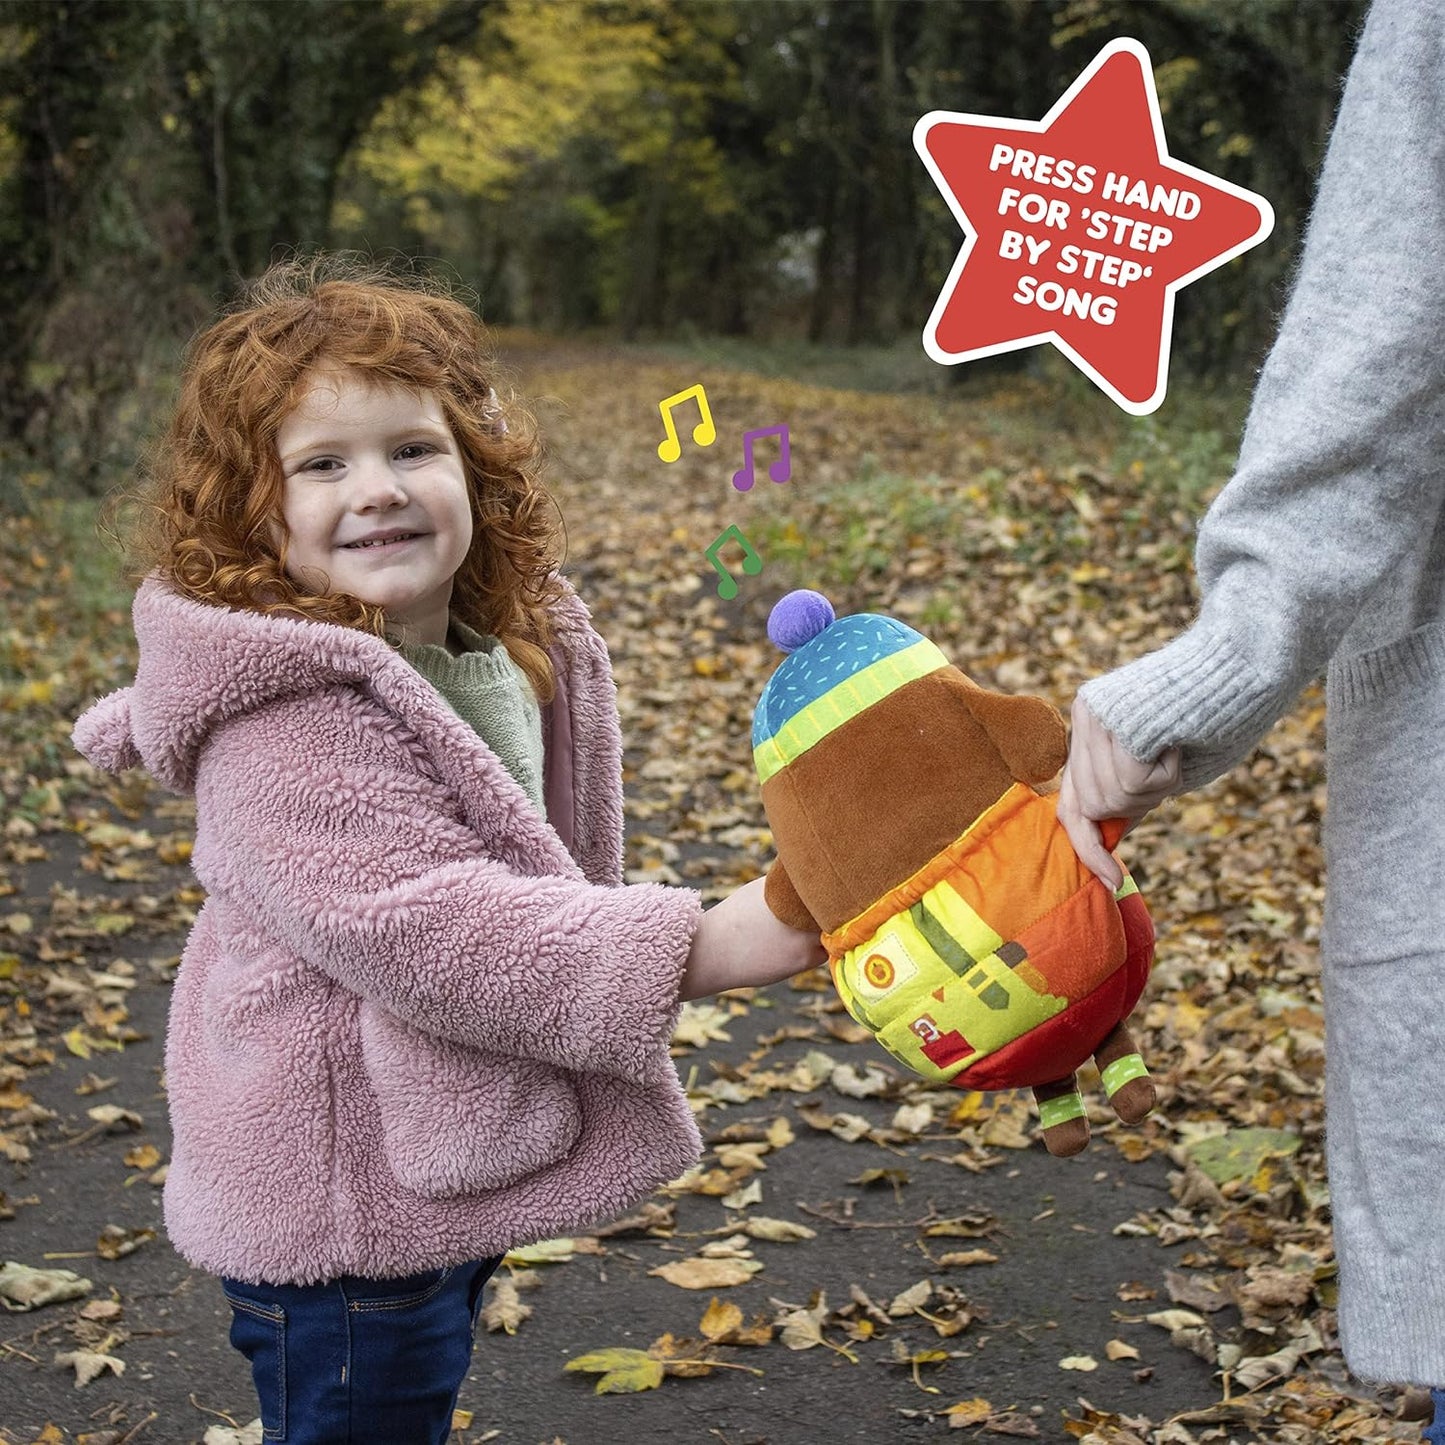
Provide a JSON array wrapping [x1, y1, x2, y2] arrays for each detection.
[[359, 1005, 582, 1197], [1322, 623, 1445, 966]]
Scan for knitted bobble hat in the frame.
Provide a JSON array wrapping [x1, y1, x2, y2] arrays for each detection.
[[752, 590, 949, 784]]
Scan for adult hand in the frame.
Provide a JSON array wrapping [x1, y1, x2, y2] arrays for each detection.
[[679, 877, 827, 1001], [1058, 695, 1181, 891]]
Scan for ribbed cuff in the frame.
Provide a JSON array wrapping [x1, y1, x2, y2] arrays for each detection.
[[1078, 623, 1286, 792], [1338, 1253, 1445, 1386]]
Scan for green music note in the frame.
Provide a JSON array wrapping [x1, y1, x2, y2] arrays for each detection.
[[704, 524, 763, 600]]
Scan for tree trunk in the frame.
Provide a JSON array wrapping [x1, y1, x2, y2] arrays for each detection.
[[0, 0, 157, 447]]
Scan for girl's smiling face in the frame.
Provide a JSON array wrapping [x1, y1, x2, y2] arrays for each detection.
[[275, 369, 474, 646]]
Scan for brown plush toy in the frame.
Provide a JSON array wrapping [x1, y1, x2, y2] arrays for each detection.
[[752, 590, 1156, 1157]]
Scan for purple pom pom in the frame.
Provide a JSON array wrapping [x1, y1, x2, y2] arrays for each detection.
[[768, 590, 835, 653]]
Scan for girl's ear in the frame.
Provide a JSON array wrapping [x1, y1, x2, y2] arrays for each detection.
[[946, 672, 1068, 783]]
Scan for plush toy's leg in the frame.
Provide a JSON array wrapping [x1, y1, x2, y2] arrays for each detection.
[[1033, 1075, 1090, 1157], [1094, 1023, 1155, 1125]]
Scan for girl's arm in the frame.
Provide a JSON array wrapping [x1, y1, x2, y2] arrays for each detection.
[[196, 689, 811, 1084], [680, 877, 827, 1001]]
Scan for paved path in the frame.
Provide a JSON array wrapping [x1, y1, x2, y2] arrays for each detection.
[[0, 811, 1230, 1445]]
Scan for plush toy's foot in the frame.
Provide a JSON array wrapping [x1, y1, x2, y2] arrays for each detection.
[[1094, 1023, 1156, 1126], [1034, 1082, 1090, 1157], [1100, 1052, 1155, 1124]]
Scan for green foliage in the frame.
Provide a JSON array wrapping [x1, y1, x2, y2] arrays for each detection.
[[0, 0, 491, 479], [643, 333, 947, 396], [353, 1, 671, 203]]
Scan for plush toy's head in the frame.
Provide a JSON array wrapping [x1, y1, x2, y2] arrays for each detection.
[[753, 590, 951, 781], [752, 589, 1071, 936]]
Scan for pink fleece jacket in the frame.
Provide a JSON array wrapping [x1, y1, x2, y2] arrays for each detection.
[[72, 575, 704, 1285]]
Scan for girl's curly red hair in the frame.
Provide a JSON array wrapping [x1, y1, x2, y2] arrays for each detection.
[[115, 253, 566, 702]]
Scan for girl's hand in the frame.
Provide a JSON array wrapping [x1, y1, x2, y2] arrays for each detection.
[[1058, 695, 1181, 891], [679, 877, 827, 1002]]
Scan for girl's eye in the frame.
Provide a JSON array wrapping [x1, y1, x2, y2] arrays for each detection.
[[300, 443, 436, 473]]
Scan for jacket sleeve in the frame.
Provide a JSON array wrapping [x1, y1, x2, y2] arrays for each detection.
[[72, 689, 142, 774], [1079, 0, 1445, 791], [193, 687, 703, 1086]]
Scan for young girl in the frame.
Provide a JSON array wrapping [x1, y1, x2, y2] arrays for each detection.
[[72, 254, 824, 1444]]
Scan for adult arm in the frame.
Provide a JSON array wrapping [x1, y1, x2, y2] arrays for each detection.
[[1063, 0, 1445, 876]]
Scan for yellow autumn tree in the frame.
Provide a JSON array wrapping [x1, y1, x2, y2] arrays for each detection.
[[347, 0, 677, 221], [337, 0, 741, 324]]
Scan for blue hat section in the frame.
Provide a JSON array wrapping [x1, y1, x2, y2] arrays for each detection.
[[752, 613, 928, 749]]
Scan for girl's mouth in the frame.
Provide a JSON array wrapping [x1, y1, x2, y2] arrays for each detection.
[[342, 533, 422, 550]]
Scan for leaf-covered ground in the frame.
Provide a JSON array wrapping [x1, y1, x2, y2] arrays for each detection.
[[0, 335, 1422, 1443]]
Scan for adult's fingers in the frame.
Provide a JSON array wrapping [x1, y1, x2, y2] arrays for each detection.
[[1061, 701, 1122, 886], [1058, 766, 1123, 891], [1115, 744, 1182, 813], [1068, 696, 1132, 815], [1064, 697, 1112, 813], [1073, 697, 1181, 816]]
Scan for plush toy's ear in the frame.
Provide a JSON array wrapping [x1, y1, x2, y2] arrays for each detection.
[[949, 673, 1067, 784], [764, 857, 820, 934]]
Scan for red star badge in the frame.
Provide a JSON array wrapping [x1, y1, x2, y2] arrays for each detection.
[[915, 39, 1273, 414]]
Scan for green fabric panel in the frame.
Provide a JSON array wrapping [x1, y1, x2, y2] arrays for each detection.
[[909, 900, 976, 976], [1038, 1091, 1086, 1129]]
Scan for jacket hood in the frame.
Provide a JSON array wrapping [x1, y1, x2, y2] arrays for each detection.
[[72, 573, 598, 794]]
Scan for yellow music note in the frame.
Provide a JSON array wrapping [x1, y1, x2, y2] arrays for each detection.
[[703, 523, 763, 600], [657, 383, 717, 463]]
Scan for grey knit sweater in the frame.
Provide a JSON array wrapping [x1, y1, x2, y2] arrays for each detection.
[[1080, 0, 1445, 1384]]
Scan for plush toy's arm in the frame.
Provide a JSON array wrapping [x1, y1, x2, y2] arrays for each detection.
[[946, 672, 1068, 783], [764, 857, 820, 934]]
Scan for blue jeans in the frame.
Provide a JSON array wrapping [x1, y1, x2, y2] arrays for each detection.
[[221, 1259, 501, 1444], [1426, 1389, 1445, 1443]]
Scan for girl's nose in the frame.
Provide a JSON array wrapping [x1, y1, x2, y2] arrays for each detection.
[[355, 463, 408, 510]]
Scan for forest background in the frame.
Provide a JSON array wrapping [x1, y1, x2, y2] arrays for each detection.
[[1, 0, 1370, 491]]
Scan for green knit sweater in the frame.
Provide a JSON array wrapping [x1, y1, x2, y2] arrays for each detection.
[[397, 618, 544, 812]]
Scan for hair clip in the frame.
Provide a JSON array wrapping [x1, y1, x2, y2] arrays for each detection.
[[484, 387, 508, 437]]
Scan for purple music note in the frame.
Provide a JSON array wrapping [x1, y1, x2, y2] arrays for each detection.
[[732, 424, 791, 492]]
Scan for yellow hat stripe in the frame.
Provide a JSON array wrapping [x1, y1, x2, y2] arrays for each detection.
[[754, 639, 948, 782]]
